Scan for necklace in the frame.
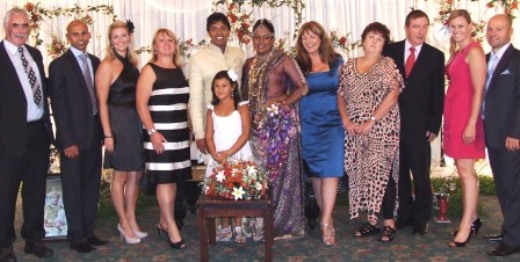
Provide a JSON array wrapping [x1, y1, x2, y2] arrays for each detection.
[[248, 51, 274, 98]]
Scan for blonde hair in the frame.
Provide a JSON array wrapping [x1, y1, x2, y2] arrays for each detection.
[[105, 20, 138, 66], [150, 28, 183, 66], [447, 9, 473, 58]]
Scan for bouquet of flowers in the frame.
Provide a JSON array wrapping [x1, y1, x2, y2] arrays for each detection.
[[203, 159, 268, 200]]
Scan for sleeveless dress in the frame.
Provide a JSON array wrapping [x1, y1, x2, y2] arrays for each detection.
[[204, 102, 253, 177], [444, 42, 485, 159], [103, 55, 144, 171], [144, 63, 191, 183], [300, 57, 345, 177]]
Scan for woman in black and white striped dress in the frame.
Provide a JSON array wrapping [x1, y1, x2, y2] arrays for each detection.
[[136, 28, 190, 249]]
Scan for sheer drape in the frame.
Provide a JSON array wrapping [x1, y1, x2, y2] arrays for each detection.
[[1, 0, 518, 65]]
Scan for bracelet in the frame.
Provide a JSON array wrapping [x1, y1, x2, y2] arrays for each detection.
[[104, 135, 113, 139], [147, 128, 157, 136]]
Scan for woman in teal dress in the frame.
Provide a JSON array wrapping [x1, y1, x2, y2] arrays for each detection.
[[295, 21, 344, 246]]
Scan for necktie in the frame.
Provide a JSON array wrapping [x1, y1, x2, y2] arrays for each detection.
[[80, 53, 97, 115], [482, 53, 499, 117], [405, 47, 415, 77], [18, 47, 42, 107]]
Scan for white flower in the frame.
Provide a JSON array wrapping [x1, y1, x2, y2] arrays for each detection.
[[232, 186, 245, 200], [255, 182, 263, 191], [247, 165, 257, 176], [227, 69, 238, 82], [216, 170, 226, 183]]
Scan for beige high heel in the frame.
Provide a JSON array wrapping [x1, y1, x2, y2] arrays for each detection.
[[322, 223, 336, 246]]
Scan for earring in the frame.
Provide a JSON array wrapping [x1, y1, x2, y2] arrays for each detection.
[[231, 91, 234, 98]]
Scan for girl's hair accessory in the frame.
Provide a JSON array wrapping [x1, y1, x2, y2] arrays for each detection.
[[126, 20, 135, 34], [227, 69, 238, 82]]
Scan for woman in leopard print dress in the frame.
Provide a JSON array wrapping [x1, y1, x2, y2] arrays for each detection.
[[338, 22, 404, 242]]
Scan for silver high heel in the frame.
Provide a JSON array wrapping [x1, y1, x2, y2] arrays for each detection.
[[117, 224, 140, 244]]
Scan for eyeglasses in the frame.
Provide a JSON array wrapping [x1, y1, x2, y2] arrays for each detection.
[[253, 35, 274, 41]]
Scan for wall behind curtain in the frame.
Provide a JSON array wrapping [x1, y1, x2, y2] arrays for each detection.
[[1, 0, 518, 67]]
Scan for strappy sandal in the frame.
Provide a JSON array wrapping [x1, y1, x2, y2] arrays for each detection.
[[379, 226, 396, 242], [354, 222, 381, 237]]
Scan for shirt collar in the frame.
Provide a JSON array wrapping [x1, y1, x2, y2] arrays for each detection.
[[492, 43, 511, 60], [3, 39, 24, 55], [69, 46, 87, 58], [405, 40, 423, 54], [208, 42, 227, 54]]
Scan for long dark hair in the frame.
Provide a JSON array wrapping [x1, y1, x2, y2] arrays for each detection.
[[211, 70, 241, 109]]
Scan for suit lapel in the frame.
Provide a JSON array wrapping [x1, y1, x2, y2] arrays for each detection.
[[394, 41, 406, 77], [409, 44, 432, 79], [489, 45, 514, 89], [0, 41, 28, 101], [65, 49, 89, 90]]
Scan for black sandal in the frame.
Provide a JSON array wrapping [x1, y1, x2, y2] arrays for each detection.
[[354, 222, 381, 237], [379, 226, 396, 242]]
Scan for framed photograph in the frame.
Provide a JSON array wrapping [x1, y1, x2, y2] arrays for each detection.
[[43, 175, 68, 240]]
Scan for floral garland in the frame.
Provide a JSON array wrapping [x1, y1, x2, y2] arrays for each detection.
[[487, 0, 520, 16], [24, 2, 116, 47]]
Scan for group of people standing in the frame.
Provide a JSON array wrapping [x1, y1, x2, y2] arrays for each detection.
[[1, 5, 520, 262]]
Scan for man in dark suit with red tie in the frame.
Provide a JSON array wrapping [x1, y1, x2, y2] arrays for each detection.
[[383, 10, 445, 235], [49, 20, 107, 253], [483, 14, 520, 257], [0, 7, 54, 261]]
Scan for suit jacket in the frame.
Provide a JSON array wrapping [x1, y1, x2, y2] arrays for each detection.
[[49, 49, 102, 151], [483, 45, 520, 149], [383, 40, 445, 144], [0, 41, 53, 157]]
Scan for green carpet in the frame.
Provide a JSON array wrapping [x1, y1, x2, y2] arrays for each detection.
[[11, 193, 518, 261]]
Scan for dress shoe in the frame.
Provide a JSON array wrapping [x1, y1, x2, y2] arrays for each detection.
[[412, 223, 428, 235], [87, 235, 109, 246], [24, 241, 54, 258], [484, 233, 503, 242], [487, 244, 520, 256], [70, 242, 96, 253], [0, 247, 17, 262]]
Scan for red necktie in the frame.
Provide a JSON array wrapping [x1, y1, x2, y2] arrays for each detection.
[[405, 47, 415, 77]]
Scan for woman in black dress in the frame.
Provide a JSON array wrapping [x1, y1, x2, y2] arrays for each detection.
[[96, 20, 144, 244], [136, 28, 191, 249]]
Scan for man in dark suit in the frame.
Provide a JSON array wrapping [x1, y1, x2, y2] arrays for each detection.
[[483, 14, 520, 257], [49, 20, 107, 253], [383, 10, 445, 235], [0, 7, 54, 261]]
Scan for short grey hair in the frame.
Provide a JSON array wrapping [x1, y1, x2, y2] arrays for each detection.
[[3, 7, 28, 28]]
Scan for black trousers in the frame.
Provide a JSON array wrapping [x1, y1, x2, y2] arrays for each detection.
[[60, 137, 102, 245], [397, 140, 432, 226], [0, 121, 50, 247], [488, 147, 520, 249]]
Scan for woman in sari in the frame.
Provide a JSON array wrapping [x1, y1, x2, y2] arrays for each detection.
[[242, 19, 308, 241]]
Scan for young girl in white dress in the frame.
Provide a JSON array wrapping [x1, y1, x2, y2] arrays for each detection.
[[205, 70, 253, 243]]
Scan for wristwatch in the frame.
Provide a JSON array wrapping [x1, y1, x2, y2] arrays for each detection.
[[370, 116, 377, 122], [147, 128, 157, 136]]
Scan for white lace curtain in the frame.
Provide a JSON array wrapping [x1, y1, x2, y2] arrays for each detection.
[[1, 0, 517, 68]]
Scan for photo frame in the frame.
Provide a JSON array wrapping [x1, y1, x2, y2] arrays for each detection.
[[43, 175, 68, 240]]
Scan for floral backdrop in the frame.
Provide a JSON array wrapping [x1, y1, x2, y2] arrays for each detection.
[[0, 0, 518, 68]]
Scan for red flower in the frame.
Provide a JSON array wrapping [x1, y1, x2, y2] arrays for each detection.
[[487, 2, 494, 8], [228, 14, 238, 23], [512, 2, 518, 9], [25, 3, 34, 12], [339, 37, 347, 46], [31, 13, 40, 22]]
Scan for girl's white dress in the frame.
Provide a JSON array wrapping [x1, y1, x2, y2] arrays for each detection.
[[205, 101, 253, 177]]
